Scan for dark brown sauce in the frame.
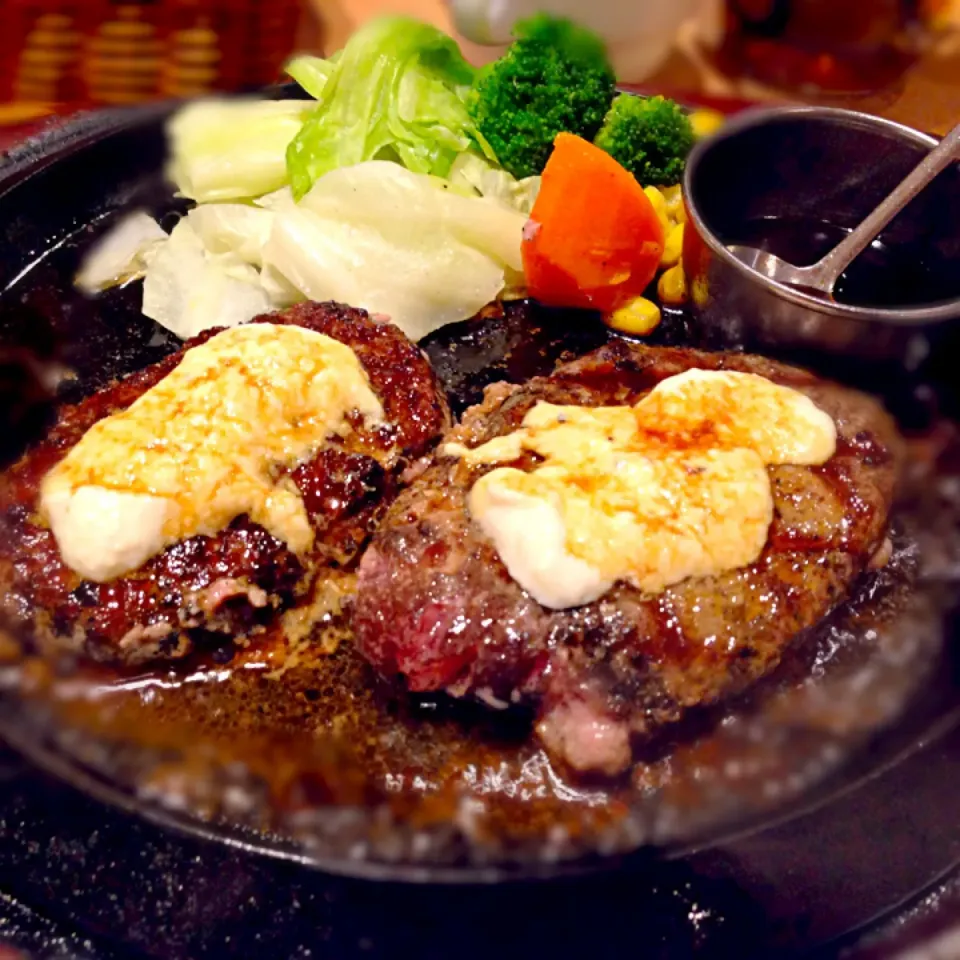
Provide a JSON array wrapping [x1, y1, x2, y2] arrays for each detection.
[[732, 216, 960, 308], [32, 626, 626, 844], [9, 439, 927, 865], [0, 285, 951, 867]]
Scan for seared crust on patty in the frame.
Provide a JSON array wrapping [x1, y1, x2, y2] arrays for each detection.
[[0, 302, 450, 665], [352, 341, 901, 775]]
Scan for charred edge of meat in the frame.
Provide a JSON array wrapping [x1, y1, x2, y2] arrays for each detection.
[[0, 302, 451, 666]]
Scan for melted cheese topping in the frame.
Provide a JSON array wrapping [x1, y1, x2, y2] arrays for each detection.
[[450, 369, 836, 610], [41, 323, 383, 582]]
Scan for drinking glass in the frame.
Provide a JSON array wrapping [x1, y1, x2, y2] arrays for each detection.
[[716, 0, 922, 95]]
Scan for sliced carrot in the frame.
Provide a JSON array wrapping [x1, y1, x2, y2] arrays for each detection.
[[521, 132, 665, 314]]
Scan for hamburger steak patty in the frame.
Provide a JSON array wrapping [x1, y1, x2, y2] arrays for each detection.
[[0, 302, 450, 665], [353, 341, 901, 776]]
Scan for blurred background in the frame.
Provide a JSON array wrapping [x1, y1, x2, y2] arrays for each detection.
[[0, 0, 958, 136]]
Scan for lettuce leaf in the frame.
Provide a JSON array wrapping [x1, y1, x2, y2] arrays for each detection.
[[94, 162, 519, 343], [142, 221, 273, 338], [300, 161, 525, 271], [168, 99, 312, 202], [285, 17, 495, 199], [75, 212, 168, 294], [187, 204, 276, 266], [262, 206, 504, 342], [263, 162, 519, 340], [284, 54, 337, 100], [448, 152, 541, 214]]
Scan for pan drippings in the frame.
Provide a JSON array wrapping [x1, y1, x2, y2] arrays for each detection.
[[0, 279, 953, 870]]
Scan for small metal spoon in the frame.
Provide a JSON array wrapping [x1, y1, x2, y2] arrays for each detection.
[[729, 120, 960, 297]]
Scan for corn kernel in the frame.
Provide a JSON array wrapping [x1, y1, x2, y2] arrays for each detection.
[[660, 183, 687, 223], [692, 274, 710, 307], [661, 184, 681, 209], [660, 222, 685, 269], [658, 264, 688, 305], [643, 186, 671, 233], [689, 108, 725, 140], [605, 296, 662, 336]]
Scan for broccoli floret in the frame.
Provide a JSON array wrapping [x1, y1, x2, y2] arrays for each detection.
[[467, 15, 616, 180], [594, 94, 695, 186]]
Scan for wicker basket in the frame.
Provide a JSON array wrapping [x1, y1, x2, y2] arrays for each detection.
[[0, 0, 308, 108]]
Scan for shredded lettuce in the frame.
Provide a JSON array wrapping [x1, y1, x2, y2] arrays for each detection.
[[168, 99, 313, 202], [285, 17, 495, 199]]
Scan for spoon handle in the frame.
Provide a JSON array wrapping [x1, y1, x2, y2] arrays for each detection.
[[813, 122, 960, 292]]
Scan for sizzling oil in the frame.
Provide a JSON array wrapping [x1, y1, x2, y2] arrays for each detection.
[[36, 619, 625, 844], [19, 515, 930, 864]]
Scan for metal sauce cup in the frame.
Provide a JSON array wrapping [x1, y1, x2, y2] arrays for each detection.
[[681, 106, 960, 361]]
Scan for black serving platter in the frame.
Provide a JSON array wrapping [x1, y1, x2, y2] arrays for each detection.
[[0, 96, 960, 955]]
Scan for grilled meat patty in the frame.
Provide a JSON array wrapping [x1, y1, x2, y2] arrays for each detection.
[[0, 302, 450, 665], [353, 341, 901, 776]]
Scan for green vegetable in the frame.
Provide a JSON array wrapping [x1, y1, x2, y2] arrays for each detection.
[[284, 54, 337, 100], [593, 94, 695, 187], [167, 99, 313, 202], [447, 152, 541, 214], [266, 162, 522, 341], [466, 14, 616, 180], [285, 17, 494, 199]]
